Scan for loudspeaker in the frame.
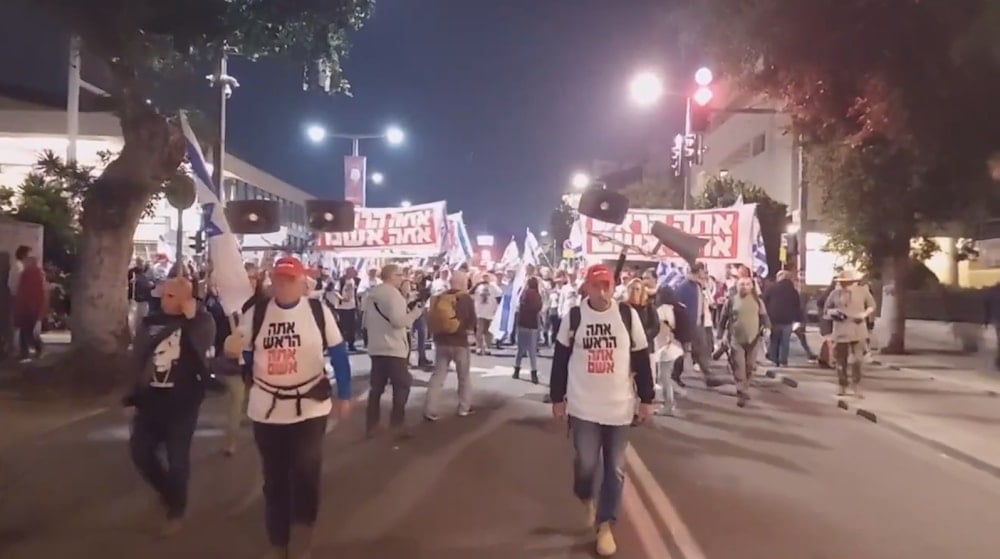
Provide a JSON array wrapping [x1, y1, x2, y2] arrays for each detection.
[[651, 221, 709, 267], [306, 200, 356, 232], [225, 200, 280, 234], [577, 187, 629, 225]]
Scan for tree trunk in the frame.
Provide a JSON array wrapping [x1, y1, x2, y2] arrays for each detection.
[[879, 253, 908, 354], [68, 108, 185, 360]]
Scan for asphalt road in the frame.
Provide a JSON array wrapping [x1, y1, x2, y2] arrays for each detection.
[[1, 347, 999, 558]]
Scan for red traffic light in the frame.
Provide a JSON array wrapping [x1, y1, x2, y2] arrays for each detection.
[[693, 86, 713, 107]]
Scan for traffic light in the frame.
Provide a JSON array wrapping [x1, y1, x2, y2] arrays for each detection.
[[690, 86, 713, 133], [189, 230, 205, 254]]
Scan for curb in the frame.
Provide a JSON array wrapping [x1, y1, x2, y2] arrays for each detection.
[[764, 369, 800, 389], [832, 392, 1000, 481], [871, 360, 999, 398]]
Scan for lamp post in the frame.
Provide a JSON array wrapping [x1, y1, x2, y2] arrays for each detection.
[[628, 67, 713, 209], [305, 124, 405, 207]]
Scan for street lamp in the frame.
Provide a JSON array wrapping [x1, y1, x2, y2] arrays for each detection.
[[629, 71, 664, 107], [540, 230, 549, 237], [571, 172, 590, 190], [304, 122, 406, 207], [400, 199, 412, 208]]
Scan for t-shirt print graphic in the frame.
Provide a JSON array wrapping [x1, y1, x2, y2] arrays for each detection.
[[150, 329, 182, 387], [263, 321, 302, 376], [581, 322, 618, 374]]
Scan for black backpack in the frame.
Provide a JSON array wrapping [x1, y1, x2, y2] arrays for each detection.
[[566, 302, 636, 350]]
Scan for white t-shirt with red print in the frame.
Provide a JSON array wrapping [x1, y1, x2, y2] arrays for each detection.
[[239, 298, 343, 424], [556, 299, 648, 426]]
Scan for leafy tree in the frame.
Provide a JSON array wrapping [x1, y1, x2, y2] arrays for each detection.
[[0, 151, 92, 272], [692, 175, 787, 278], [690, 0, 1000, 352], [619, 171, 685, 210], [27, 0, 373, 362]]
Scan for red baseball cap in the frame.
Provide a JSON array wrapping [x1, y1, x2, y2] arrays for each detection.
[[584, 264, 614, 287], [273, 257, 306, 278]]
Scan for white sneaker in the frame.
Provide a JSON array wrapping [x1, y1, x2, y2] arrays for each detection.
[[596, 522, 617, 556]]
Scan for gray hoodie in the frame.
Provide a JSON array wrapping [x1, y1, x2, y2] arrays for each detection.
[[362, 282, 424, 359]]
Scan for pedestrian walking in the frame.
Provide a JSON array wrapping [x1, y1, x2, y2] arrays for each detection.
[[424, 270, 477, 420], [718, 276, 770, 407], [362, 264, 425, 438], [549, 264, 655, 557], [763, 271, 803, 367], [229, 256, 353, 559], [123, 276, 214, 537], [823, 269, 877, 397], [513, 276, 544, 383]]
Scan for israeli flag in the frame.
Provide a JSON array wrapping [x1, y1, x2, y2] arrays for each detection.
[[523, 228, 541, 267], [751, 218, 769, 278], [656, 260, 687, 289], [498, 237, 520, 269], [179, 112, 253, 315]]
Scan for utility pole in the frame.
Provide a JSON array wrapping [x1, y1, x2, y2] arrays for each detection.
[[208, 51, 239, 201], [66, 36, 81, 163]]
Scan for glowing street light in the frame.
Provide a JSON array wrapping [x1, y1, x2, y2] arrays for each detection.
[[386, 125, 405, 145], [370, 172, 384, 185], [692, 86, 714, 107], [540, 230, 549, 237], [694, 67, 714, 87], [305, 123, 327, 143], [571, 171, 590, 190], [400, 199, 412, 208], [629, 71, 665, 107]]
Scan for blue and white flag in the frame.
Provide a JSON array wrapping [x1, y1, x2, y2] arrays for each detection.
[[523, 228, 541, 267], [179, 112, 253, 315], [656, 260, 687, 289], [751, 217, 769, 278], [446, 212, 474, 265], [498, 237, 520, 269], [490, 263, 528, 341]]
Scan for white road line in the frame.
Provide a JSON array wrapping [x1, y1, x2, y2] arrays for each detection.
[[623, 472, 675, 559], [626, 444, 707, 559]]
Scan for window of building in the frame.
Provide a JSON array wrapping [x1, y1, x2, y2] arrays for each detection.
[[751, 133, 766, 156]]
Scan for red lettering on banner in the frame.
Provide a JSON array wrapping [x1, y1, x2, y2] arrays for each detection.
[[585, 210, 741, 260], [315, 206, 442, 250]]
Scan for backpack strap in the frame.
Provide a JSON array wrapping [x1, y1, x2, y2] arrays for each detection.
[[250, 297, 271, 349], [618, 302, 635, 350], [308, 298, 329, 349], [567, 305, 582, 347]]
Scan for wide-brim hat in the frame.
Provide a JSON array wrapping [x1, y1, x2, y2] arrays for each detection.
[[835, 268, 863, 282]]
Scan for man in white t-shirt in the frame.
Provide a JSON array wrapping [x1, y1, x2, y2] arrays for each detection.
[[229, 256, 353, 559], [472, 273, 502, 355], [549, 264, 655, 558]]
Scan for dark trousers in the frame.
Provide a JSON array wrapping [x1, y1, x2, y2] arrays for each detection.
[[17, 320, 41, 359], [336, 309, 358, 349], [547, 311, 560, 345], [253, 416, 327, 547], [129, 402, 201, 519], [367, 355, 412, 431]]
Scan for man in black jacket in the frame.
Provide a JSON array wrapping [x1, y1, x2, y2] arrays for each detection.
[[123, 276, 215, 537], [763, 271, 804, 367]]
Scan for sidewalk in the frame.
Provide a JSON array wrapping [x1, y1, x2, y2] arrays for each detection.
[[787, 325, 1000, 479]]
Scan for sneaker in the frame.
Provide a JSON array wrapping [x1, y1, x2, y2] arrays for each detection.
[[423, 413, 439, 422], [851, 383, 864, 398], [595, 522, 617, 556], [457, 408, 473, 417], [582, 499, 596, 529], [837, 385, 848, 396]]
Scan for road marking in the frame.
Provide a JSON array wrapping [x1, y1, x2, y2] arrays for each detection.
[[626, 444, 707, 559], [623, 472, 675, 559]]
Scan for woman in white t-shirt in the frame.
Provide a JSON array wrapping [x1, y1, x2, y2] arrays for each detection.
[[231, 256, 352, 559]]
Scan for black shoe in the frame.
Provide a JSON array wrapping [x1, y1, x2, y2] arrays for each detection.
[[671, 370, 687, 388], [512, 367, 520, 380], [531, 370, 539, 384], [705, 377, 725, 388]]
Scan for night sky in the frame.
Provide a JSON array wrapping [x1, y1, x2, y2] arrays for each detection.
[[0, 0, 688, 240]]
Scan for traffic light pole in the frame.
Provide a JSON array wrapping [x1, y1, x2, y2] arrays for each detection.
[[681, 96, 693, 210]]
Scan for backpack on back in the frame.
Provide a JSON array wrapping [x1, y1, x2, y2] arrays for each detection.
[[428, 292, 461, 335]]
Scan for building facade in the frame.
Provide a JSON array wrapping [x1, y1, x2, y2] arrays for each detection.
[[0, 83, 314, 263]]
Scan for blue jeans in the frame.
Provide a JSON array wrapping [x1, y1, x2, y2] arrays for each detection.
[[570, 416, 628, 524], [413, 315, 429, 363], [515, 327, 538, 370], [768, 323, 793, 366]]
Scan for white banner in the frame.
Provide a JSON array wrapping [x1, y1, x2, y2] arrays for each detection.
[[578, 204, 758, 267], [314, 201, 448, 257]]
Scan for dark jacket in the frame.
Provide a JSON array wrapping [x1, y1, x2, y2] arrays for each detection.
[[675, 279, 703, 329], [517, 288, 543, 329], [632, 301, 659, 351], [763, 279, 804, 326]]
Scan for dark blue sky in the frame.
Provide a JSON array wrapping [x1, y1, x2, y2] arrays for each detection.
[[0, 0, 688, 239]]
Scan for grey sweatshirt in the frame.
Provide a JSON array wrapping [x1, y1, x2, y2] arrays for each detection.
[[362, 283, 424, 359]]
